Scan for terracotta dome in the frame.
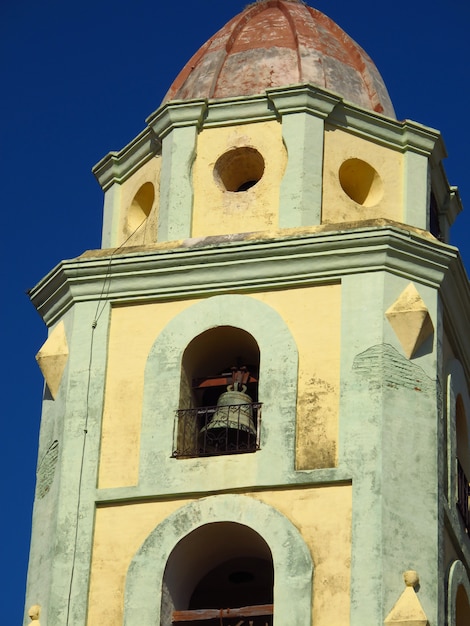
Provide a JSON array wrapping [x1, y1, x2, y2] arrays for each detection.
[[162, 0, 395, 118]]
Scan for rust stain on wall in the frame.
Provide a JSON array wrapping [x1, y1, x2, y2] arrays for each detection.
[[296, 376, 337, 470]]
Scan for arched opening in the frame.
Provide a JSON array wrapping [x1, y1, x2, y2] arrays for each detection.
[[338, 158, 383, 207], [123, 495, 312, 626], [173, 327, 261, 458], [162, 522, 273, 625], [456, 584, 470, 625], [429, 191, 443, 241], [456, 396, 470, 531], [127, 181, 154, 232]]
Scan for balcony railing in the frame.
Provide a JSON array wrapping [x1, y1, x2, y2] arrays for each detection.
[[457, 459, 470, 532], [172, 603, 273, 624], [173, 402, 262, 458]]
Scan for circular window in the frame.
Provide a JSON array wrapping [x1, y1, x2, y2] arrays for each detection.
[[338, 158, 383, 207], [127, 182, 154, 232], [214, 147, 265, 192]]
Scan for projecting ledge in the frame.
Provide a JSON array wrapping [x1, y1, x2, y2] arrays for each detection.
[[94, 468, 353, 505], [28, 223, 463, 326]]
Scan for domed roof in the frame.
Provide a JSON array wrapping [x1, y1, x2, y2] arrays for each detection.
[[163, 0, 395, 118]]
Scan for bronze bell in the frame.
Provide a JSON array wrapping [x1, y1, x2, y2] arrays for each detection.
[[199, 367, 257, 452], [201, 385, 256, 435]]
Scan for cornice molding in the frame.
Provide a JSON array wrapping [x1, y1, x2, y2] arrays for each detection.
[[267, 84, 340, 117], [29, 224, 465, 320], [146, 99, 207, 139], [91, 85, 452, 192], [203, 94, 277, 127], [92, 127, 159, 191], [95, 469, 353, 504]]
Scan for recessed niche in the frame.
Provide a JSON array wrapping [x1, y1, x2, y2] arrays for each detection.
[[214, 147, 265, 192], [127, 182, 154, 232], [338, 158, 383, 207]]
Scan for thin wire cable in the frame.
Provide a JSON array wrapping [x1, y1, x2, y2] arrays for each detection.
[[65, 214, 149, 624], [65, 319, 96, 624], [93, 216, 149, 324]]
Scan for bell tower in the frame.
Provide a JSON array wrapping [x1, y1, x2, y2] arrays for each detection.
[[25, 1, 470, 625]]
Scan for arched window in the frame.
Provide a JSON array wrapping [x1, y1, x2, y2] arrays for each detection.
[[456, 584, 470, 625], [447, 560, 470, 626], [173, 327, 261, 458], [446, 361, 470, 535], [161, 522, 274, 626], [456, 396, 470, 532]]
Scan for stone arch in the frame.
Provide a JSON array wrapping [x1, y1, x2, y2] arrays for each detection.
[[123, 494, 313, 626], [176, 326, 261, 457], [162, 521, 273, 620], [446, 360, 470, 508], [447, 560, 470, 626], [138, 294, 298, 486]]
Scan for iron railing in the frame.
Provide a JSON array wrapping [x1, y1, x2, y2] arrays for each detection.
[[173, 403, 262, 458], [172, 603, 273, 624], [457, 459, 470, 532]]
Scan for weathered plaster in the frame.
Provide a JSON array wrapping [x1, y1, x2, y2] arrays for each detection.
[[98, 299, 197, 487], [191, 121, 286, 237], [26, 80, 468, 626], [93, 127, 159, 192], [24, 302, 110, 626], [87, 488, 351, 626], [277, 112, 324, 227], [100, 183, 121, 249], [323, 125, 404, 224], [337, 270, 442, 625], [251, 286, 341, 470], [93, 87, 459, 251], [157, 125, 197, 241], [138, 294, 298, 491], [116, 157, 160, 247], [99, 286, 340, 489], [403, 150, 429, 231], [29, 226, 463, 330]]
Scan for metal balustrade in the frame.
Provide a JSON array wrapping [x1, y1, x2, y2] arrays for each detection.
[[173, 403, 262, 458]]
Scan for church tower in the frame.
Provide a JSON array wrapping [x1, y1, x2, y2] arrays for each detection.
[[25, 2, 470, 625]]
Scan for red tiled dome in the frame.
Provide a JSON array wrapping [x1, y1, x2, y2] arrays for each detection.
[[163, 0, 395, 118]]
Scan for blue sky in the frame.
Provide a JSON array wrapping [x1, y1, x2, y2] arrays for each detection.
[[2, 0, 469, 623]]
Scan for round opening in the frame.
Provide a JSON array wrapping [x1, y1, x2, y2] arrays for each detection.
[[127, 182, 154, 232], [214, 147, 265, 192], [338, 158, 383, 207]]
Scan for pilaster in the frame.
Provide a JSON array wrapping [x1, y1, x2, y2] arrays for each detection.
[[146, 101, 206, 241], [403, 150, 430, 231], [268, 85, 338, 227]]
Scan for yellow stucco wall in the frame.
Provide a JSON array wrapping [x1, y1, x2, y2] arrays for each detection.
[[98, 299, 198, 488], [98, 285, 341, 487], [88, 485, 352, 626], [191, 121, 286, 237], [253, 285, 341, 469], [117, 156, 161, 246], [322, 126, 404, 224]]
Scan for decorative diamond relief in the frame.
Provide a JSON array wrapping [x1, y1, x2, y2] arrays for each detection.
[[386, 283, 434, 359], [36, 321, 69, 399]]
